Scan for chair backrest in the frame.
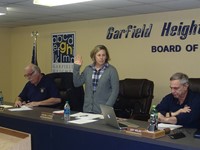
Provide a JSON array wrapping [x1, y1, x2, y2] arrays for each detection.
[[114, 78, 154, 121], [189, 78, 200, 93], [46, 72, 84, 111]]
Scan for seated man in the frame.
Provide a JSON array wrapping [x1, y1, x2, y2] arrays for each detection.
[[14, 64, 61, 108], [156, 72, 200, 128]]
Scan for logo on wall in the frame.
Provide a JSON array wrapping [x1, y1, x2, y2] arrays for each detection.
[[52, 32, 75, 72]]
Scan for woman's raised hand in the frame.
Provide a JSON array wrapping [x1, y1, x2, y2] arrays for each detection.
[[74, 55, 83, 66]]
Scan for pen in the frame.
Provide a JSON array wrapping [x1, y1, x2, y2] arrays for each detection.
[[15, 105, 21, 108]]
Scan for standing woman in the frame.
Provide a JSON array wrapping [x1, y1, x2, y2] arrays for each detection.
[[73, 45, 119, 114]]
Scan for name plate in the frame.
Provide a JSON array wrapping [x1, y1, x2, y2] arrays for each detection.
[[40, 112, 54, 120]]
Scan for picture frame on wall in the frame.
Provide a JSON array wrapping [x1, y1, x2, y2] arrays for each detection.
[[52, 32, 75, 72]]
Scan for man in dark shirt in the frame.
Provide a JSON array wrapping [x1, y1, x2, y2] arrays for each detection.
[[156, 72, 200, 128], [14, 64, 61, 108]]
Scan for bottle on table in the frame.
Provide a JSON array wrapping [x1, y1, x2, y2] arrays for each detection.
[[148, 105, 158, 132], [64, 101, 70, 122], [0, 91, 4, 105]]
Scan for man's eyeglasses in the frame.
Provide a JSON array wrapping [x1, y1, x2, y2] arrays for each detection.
[[24, 71, 35, 78]]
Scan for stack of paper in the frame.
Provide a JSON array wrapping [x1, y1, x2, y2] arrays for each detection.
[[158, 123, 183, 130], [8, 106, 33, 111], [69, 112, 103, 124]]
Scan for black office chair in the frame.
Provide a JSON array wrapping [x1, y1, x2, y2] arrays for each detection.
[[189, 78, 200, 93], [114, 78, 154, 121], [46, 72, 84, 112]]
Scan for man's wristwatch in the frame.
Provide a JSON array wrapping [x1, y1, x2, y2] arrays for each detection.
[[169, 112, 172, 117]]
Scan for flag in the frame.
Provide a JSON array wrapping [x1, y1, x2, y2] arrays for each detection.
[[31, 41, 38, 66]]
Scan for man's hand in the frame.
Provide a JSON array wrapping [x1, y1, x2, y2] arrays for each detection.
[[14, 100, 27, 107], [158, 113, 165, 122], [14, 100, 22, 107], [173, 105, 191, 116], [179, 105, 191, 113]]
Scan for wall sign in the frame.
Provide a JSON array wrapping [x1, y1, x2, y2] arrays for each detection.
[[106, 20, 199, 53]]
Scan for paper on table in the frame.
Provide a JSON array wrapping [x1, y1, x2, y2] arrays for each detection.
[[158, 123, 183, 130], [70, 112, 103, 120], [53, 110, 64, 114], [8, 105, 33, 111], [68, 119, 97, 124], [0, 105, 13, 108], [65, 112, 102, 124]]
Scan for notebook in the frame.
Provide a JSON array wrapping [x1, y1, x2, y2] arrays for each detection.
[[100, 104, 139, 130]]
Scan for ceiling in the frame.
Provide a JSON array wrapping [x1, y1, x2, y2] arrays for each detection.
[[1, 0, 200, 28]]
